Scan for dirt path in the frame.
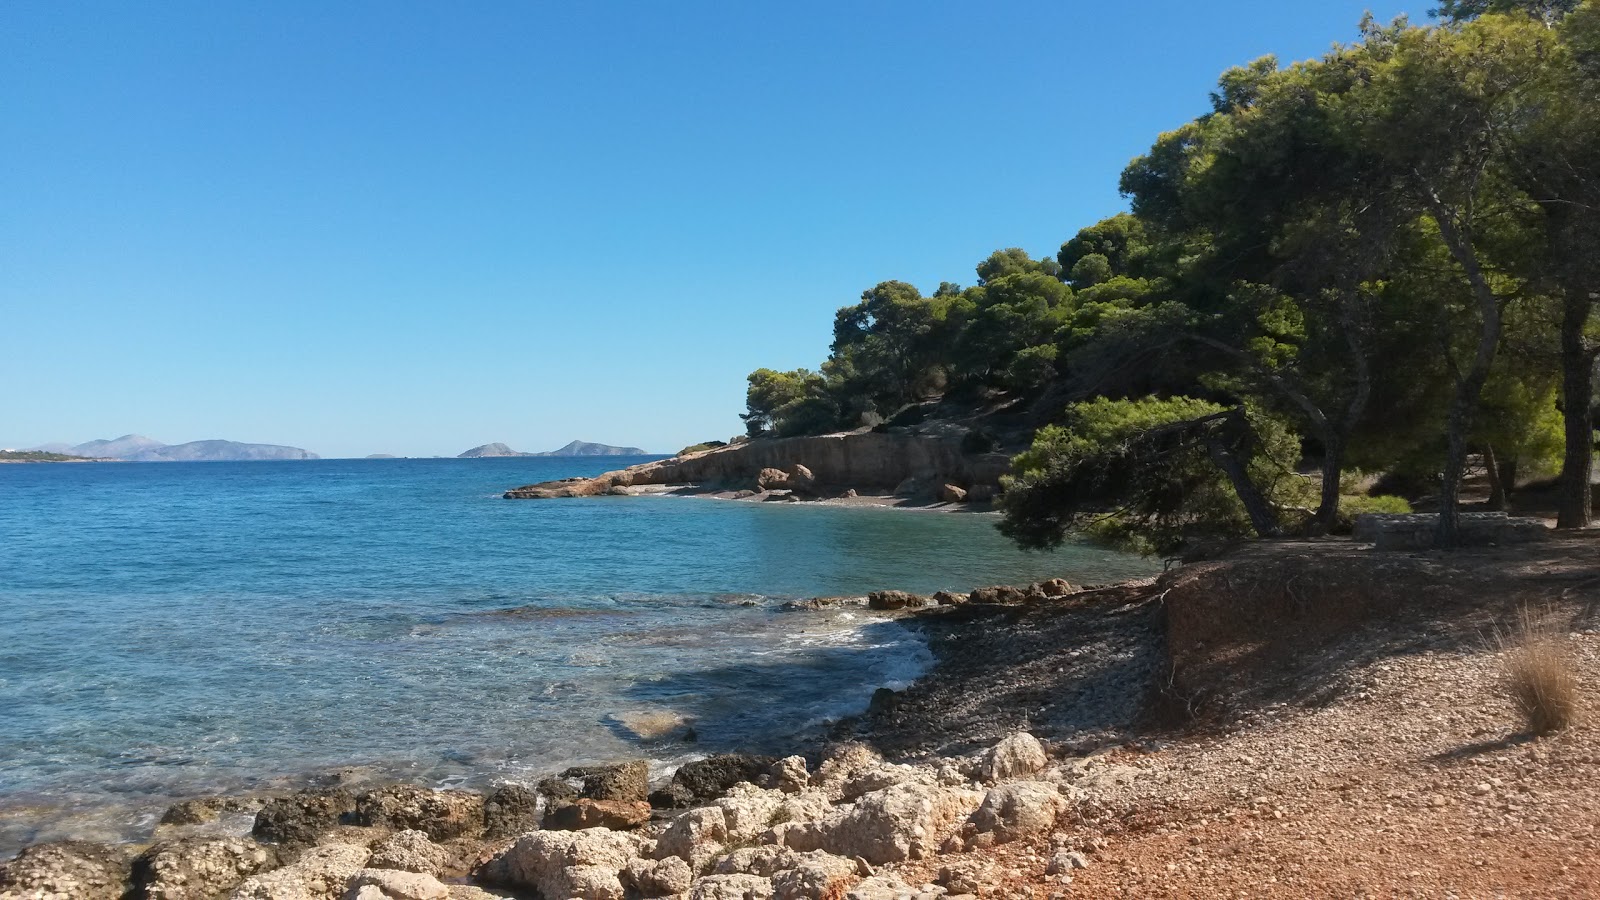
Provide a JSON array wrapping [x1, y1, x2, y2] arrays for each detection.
[[868, 535, 1600, 898]]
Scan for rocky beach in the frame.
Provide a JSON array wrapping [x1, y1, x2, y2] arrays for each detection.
[[6, 533, 1597, 899]]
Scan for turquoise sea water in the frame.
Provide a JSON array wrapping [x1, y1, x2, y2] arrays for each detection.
[[0, 457, 1155, 852]]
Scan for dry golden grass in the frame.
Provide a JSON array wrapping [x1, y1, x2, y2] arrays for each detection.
[[1497, 606, 1580, 735]]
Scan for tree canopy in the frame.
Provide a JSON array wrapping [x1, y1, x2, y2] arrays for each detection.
[[738, 4, 1600, 552]]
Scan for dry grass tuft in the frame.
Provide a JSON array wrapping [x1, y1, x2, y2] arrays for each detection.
[[1496, 606, 1580, 735]]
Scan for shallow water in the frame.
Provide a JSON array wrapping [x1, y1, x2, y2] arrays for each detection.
[[0, 457, 1156, 851]]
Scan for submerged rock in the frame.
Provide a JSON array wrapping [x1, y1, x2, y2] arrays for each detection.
[[160, 795, 264, 827]]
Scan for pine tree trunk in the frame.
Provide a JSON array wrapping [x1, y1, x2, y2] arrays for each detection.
[[1205, 436, 1281, 538], [1484, 445, 1506, 511], [1314, 436, 1344, 530], [1558, 282, 1594, 528], [1424, 189, 1502, 549]]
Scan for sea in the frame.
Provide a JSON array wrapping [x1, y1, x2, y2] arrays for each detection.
[[0, 456, 1157, 853]]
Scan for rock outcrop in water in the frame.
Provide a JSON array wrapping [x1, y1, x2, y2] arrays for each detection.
[[504, 431, 1010, 501]]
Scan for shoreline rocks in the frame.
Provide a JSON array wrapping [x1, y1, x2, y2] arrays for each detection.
[[504, 431, 1011, 501], [2, 727, 1081, 900]]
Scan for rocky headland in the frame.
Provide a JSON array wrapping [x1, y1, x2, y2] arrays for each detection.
[[5, 535, 1597, 898], [463, 442, 652, 459], [504, 432, 1010, 506]]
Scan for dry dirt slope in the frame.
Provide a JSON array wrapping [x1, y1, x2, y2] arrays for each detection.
[[862, 535, 1600, 898]]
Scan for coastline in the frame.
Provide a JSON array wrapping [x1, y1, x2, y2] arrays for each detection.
[[6, 537, 1599, 898]]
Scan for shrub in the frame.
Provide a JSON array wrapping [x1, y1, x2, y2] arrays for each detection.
[[678, 440, 728, 457], [1331, 493, 1412, 533], [1496, 607, 1579, 735]]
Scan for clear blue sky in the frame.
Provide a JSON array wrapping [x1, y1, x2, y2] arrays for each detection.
[[1, 1, 1413, 458]]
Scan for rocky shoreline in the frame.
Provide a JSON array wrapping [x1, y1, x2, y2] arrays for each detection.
[[504, 433, 1010, 506], [7, 537, 1599, 898], [0, 576, 1131, 900]]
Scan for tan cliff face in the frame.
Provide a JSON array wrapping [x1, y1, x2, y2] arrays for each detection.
[[504, 431, 1012, 499]]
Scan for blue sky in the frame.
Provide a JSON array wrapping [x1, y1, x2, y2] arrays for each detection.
[[1, 1, 1412, 458]]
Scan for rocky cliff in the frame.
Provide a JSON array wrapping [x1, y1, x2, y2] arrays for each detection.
[[504, 430, 1011, 500]]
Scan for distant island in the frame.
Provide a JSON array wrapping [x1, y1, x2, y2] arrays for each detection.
[[27, 434, 318, 462], [458, 440, 650, 458], [0, 449, 109, 463]]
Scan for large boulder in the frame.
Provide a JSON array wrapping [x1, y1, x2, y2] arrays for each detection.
[[253, 789, 357, 848], [865, 591, 924, 611], [977, 732, 1048, 783], [968, 782, 1066, 844], [689, 874, 775, 900], [133, 837, 279, 900], [652, 755, 777, 808], [543, 799, 652, 831], [481, 784, 541, 839], [367, 830, 449, 877], [769, 851, 860, 900], [967, 585, 1028, 605], [938, 484, 967, 503], [344, 868, 451, 900], [353, 786, 485, 842], [621, 857, 694, 898], [783, 783, 983, 865], [713, 847, 801, 878], [562, 760, 650, 803], [756, 469, 790, 491], [713, 784, 786, 843], [771, 757, 809, 794], [0, 841, 133, 900], [785, 465, 818, 496], [839, 764, 930, 803], [655, 806, 728, 874], [478, 829, 639, 900], [230, 843, 370, 900], [844, 874, 932, 900]]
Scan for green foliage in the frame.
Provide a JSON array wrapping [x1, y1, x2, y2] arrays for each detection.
[[998, 397, 1301, 554], [1432, 0, 1579, 22], [736, 4, 1598, 550], [742, 368, 838, 438], [1069, 254, 1113, 288], [677, 440, 728, 457], [1332, 494, 1414, 531], [0, 450, 88, 462]]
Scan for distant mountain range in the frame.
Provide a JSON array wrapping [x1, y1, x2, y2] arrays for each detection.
[[458, 440, 650, 458], [29, 434, 318, 462]]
